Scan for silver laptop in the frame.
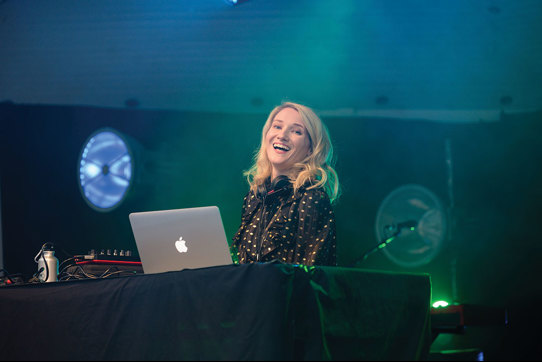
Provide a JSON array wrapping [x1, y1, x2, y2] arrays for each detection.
[[129, 206, 233, 274]]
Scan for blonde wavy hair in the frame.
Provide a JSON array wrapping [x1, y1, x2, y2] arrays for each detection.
[[244, 102, 340, 203]]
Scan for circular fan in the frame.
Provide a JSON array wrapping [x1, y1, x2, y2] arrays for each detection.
[[78, 128, 133, 212], [375, 184, 447, 268]]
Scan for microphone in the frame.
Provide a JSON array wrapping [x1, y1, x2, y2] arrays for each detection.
[[385, 220, 418, 231], [349, 220, 418, 268]]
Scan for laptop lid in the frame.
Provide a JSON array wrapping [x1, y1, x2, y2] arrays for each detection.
[[129, 206, 233, 274]]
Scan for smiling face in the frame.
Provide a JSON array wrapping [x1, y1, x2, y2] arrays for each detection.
[[265, 107, 312, 180]]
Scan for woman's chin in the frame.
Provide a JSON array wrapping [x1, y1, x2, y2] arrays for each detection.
[[270, 163, 291, 176]]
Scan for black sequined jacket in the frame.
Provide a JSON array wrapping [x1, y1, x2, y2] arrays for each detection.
[[231, 183, 337, 266]]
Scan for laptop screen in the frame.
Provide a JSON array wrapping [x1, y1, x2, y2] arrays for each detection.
[[129, 206, 233, 274]]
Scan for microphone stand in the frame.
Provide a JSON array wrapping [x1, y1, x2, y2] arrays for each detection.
[[348, 225, 415, 268]]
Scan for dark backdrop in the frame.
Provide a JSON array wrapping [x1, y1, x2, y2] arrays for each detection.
[[1, 102, 541, 314]]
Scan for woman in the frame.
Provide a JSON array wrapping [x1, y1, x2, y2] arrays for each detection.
[[231, 102, 340, 266]]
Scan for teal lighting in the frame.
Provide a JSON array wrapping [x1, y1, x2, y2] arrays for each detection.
[[224, 0, 248, 5]]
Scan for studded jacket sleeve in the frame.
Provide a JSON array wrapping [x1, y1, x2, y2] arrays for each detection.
[[230, 194, 250, 264], [292, 189, 337, 266]]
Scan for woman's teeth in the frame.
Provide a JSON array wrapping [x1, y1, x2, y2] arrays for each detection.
[[273, 143, 290, 151]]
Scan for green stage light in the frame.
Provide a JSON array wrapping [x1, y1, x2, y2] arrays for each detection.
[[432, 300, 450, 308]]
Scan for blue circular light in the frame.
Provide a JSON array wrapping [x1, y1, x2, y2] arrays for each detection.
[[78, 128, 133, 212]]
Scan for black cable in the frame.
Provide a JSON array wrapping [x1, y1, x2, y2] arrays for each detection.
[[98, 266, 119, 278], [101, 270, 137, 279], [32, 244, 48, 282], [58, 258, 76, 275], [58, 262, 93, 280], [56, 255, 140, 281], [59, 272, 86, 281], [74, 265, 98, 279], [58, 262, 79, 280], [61, 256, 88, 272], [0, 268, 15, 284], [27, 267, 45, 283], [41, 251, 49, 283], [58, 256, 86, 275]]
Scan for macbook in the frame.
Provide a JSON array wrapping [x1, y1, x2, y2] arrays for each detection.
[[129, 206, 233, 274]]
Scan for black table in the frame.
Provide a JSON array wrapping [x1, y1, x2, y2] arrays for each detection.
[[0, 263, 431, 360]]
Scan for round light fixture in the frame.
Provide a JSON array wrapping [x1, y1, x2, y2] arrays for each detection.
[[375, 184, 447, 268], [78, 128, 133, 212]]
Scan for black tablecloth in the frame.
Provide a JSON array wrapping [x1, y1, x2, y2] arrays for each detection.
[[0, 263, 431, 360]]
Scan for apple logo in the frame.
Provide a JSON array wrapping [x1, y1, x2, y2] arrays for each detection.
[[175, 236, 188, 253]]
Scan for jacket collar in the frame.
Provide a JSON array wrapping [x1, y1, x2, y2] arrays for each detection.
[[243, 182, 304, 220]]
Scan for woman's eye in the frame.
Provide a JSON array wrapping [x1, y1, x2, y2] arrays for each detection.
[[294, 130, 303, 135]]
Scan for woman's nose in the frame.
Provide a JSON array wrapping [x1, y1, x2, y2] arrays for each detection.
[[278, 129, 289, 140]]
